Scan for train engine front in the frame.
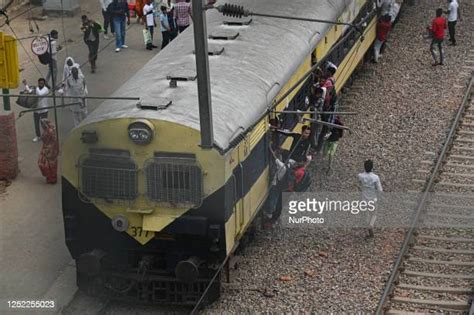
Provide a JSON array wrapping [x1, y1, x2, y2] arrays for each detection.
[[61, 110, 235, 305]]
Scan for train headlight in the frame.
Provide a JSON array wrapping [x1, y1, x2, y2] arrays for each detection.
[[128, 120, 155, 144]]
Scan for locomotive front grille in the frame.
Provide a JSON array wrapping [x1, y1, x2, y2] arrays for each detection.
[[145, 153, 203, 207], [79, 149, 138, 201]]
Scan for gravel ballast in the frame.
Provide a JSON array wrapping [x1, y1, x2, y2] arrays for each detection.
[[204, 1, 474, 313]]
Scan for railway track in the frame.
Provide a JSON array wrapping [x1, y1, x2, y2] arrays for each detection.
[[376, 74, 474, 314]]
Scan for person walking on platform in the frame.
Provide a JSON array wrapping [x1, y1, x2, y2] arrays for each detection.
[[357, 160, 383, 238], [160, 5, 172, 49], [428, 8, 447, 66], [65, 66, 89, 127], [110, 0, 130, 52], [445, 0, 459, 46], [23, 78, 50, 142], [81, 15, 102, 73], [38, 119, 59, 184], [100, 0, 114, 39]]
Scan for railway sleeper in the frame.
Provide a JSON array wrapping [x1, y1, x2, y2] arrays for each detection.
[[403, 270, 474, 280], [424, 212, 474, 220], [416, 228, 474, 240], [418, 221, 474, 229], [411, 245, 474, 255]]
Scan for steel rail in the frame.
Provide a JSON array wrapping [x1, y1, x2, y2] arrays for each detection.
[[0, 94, 140, 100], [375, 74, 474, 315]]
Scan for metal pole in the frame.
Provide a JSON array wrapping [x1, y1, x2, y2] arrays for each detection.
[[192, 0, 214, 149], [48, 33, 59, 142], [2, 88, 10, 110]]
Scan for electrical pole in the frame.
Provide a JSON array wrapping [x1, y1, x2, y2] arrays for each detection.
[[192, 0, 214, 149]]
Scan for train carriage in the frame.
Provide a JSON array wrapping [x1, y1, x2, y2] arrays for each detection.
[[61, 0, 382, 305]]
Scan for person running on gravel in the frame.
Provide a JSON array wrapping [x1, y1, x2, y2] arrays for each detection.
[[357, 160, 383, 238], [428, 8, 447, 66]]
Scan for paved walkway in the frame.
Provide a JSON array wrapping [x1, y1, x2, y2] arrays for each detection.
[[0, 0, 164, 311]]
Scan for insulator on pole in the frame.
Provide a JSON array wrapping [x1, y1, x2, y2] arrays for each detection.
[[216, 3, 249, 18]]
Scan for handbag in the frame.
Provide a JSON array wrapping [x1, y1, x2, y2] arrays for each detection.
[[143, 29, 152, 45], [16, 88, 38, 109]]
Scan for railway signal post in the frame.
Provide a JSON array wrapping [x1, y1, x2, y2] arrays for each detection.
[[0, 31, 20, 180], [192, 0, 214, 149]]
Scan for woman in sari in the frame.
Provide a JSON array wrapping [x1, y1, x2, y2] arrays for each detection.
[[62, 57, 84, 84], [38, 119, 59, 184]]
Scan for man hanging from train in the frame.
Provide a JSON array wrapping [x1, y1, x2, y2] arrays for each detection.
[[271, 125, 313, 164], [315, 62, 338, 153]]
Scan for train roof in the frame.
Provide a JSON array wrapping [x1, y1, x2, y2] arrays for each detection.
[[84, 0, 354, 151]]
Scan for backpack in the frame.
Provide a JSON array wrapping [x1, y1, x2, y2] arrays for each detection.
[[295, 172, 312, 192], [38, 52, 52, 65]]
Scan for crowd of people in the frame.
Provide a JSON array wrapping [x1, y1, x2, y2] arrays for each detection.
[[428, 0, 459, 66]]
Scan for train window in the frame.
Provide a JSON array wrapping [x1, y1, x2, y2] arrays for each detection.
[[193, 44, 225, 56], [208, 30, 240, 40], [166, 69, 197, 81], [280, 78, 311, 130], [144, 154, 203, 207], [223, 17, 252, 25]]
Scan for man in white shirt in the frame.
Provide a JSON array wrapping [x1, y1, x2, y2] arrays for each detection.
[[263, 147, 294, 229], [446, 0, 459, 46], [357, 160, 383, 238], [65, 66, 88, 127], [23, 78, 50, 142], [159, 5, 172, 49], [143, 0, 158, 49]]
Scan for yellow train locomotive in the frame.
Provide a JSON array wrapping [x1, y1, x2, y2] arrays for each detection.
[[61, 0, 381, 305]]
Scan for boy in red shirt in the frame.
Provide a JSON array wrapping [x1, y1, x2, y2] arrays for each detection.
[[373, 15, 391, 63], [429, 8, 447, 66]]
